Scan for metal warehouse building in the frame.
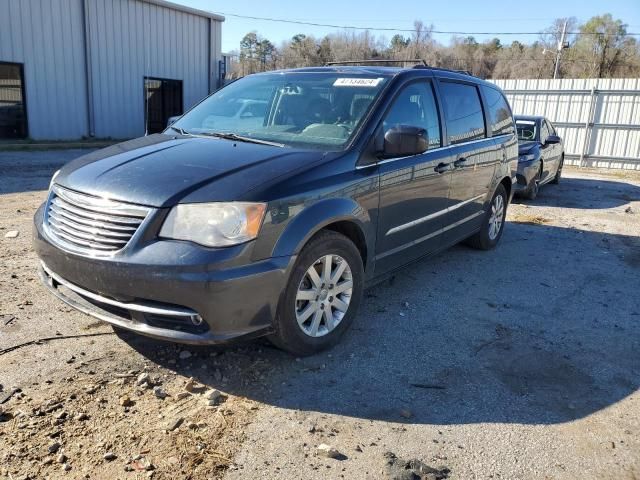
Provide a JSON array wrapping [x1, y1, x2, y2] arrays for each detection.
[[0, 0, 224, 140]]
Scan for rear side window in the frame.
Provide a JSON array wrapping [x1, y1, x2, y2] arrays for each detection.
[[482, 86, 515, 136], [382, 81, 441, 149], [439, 82, 486, 145]]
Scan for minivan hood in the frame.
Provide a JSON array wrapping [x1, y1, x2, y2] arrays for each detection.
[[55, 134, 327, 207]]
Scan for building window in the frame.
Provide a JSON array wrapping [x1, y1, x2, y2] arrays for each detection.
[[0, 62, 28, 139], [144, 77, 183, 134]]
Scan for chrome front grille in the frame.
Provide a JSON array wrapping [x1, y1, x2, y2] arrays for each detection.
[[45, 185, 151, 255]]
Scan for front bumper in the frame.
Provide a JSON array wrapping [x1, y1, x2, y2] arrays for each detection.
[[513, 158, 541, 194], [33, 205, 295, 345]]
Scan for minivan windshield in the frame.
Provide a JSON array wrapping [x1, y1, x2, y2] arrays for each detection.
[[170, 73, 390, 150], [515, 119, 538, 142]]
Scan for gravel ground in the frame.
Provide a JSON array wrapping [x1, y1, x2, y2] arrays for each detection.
[[1, 149, 639, 480]]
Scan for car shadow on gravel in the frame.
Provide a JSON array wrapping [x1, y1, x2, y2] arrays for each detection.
[[118, 219, 640, 427], [512, 176, 640, 209]]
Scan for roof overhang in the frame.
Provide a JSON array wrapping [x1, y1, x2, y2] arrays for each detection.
[[142, 0, 225, 21]]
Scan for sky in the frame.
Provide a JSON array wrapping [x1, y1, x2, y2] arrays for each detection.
[[179, 0, 640, 53]]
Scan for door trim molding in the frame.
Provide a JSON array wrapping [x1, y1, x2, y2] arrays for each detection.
[[386, 193, 485, 236], [377, 210, 485, 260], [355, 136, 496, 170]]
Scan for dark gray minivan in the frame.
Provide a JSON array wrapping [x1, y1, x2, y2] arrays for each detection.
[[34, 65, 518, 355]]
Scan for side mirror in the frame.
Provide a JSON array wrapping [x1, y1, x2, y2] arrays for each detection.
[[545, 135, 561, 145], [382, 125, 429, 158]]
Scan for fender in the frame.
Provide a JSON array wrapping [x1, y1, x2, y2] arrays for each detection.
[[271, 197, 374, 265], [486, 155, 516, 204], [486, 173, 514, 206]]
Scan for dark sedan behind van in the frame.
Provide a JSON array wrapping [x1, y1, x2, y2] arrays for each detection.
[[514, 115, 564, 199]]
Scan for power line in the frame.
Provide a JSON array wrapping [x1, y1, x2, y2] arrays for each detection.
[[211, 11, 640, 37]]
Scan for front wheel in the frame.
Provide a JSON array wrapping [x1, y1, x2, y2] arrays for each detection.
[[551, 156, 563, 184], [466, 184, 508, 251], [270, 231, 364, 356], [524, 167, 541, 200]]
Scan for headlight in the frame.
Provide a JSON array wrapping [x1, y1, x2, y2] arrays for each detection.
[[49, 169, 60, 190], [519, 153, 536, 162], [159, 202, 267, 247]]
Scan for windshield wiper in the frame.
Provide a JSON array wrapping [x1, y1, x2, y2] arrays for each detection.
[[201, 131, 285, 148], [168, 126, 191, 136]]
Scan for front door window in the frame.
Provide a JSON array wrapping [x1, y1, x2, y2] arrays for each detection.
[[382, 82, 441, 150]]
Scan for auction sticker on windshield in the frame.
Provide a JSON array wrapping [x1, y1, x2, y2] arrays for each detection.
[[333, 78, 384, 87]]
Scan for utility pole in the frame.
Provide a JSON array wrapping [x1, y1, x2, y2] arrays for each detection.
[[553, 20, 568, 79]]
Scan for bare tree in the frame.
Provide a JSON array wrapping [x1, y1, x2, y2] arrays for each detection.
[[575, 14, 635, 77], [233, 14, 640, 79]]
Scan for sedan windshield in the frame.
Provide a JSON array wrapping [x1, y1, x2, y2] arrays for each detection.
[[170, 73, 390, 150], [515, 120, 538, 142]]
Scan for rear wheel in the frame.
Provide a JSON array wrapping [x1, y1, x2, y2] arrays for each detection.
[[270, 231, 364, 356], [466, 184, 508, 251]]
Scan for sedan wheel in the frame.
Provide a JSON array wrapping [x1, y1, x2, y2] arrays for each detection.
[[552, 157, 563, 184], [295, 254, 353, 337]]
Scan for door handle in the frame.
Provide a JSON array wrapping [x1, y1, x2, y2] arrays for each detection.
[[454, 157, 467, 168], [434, 162, 452, 173]]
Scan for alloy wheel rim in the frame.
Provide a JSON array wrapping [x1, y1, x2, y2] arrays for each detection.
[[295, 254, 353, 337], [488, 194, 504, 240]]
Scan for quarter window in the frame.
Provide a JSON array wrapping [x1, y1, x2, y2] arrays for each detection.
[[481, 86, 514, 136], [382, 82, 441, 149], [439, 82, 486, 145]]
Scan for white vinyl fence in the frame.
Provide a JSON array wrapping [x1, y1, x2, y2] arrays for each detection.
[[491, 78, 640, 170]]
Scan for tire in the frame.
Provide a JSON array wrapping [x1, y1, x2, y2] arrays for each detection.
[[269, 230, 364, 356], [551, 156, 563, 184], [466, 183, 508, 251], [524, 167, 541, 200]]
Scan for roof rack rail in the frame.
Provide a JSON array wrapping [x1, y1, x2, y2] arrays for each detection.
[[325, 59, 428, 67], [424, 66, 476, 77]]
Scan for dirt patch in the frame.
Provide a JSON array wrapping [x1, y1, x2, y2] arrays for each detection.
[[508, 213, 551, 225], [0, 367, 258, 479], [567, 166, 640, 182]]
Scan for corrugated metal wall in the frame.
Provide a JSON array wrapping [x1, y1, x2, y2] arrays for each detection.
[[0, 0, 89, 140], [0, 0, 222, 140], [85, 0, 219, 139], [492, 78, 640, 170]]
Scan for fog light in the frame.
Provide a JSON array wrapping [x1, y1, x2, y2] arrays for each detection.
[[190, 314, 204, 326]]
